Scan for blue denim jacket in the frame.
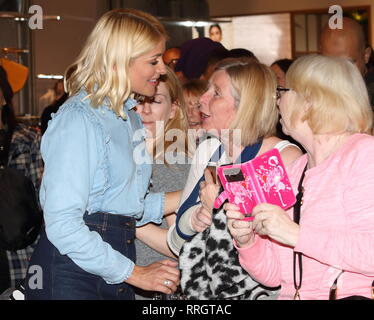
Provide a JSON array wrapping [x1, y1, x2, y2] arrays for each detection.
[[40, 89, 164, 284]]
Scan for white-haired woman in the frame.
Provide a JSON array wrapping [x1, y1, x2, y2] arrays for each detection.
[[226, 54, 374, 299], [24, 9, 180, 300]]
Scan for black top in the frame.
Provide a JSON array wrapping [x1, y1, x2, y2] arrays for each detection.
[[40, 93, 68, 135]]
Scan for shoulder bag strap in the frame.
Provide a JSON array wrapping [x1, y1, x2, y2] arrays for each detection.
[[292, 163, 308, 299]]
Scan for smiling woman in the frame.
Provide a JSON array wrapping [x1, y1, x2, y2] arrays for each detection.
[[128, 41, 166, 98], [24, 8, 181, 301], [65, 8, 167, 119]]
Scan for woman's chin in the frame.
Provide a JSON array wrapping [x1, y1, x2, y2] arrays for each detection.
[[201, 121, 212, 132]]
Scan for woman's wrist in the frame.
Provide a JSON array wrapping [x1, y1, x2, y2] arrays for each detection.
[[288, 224, 300, 248], [179, 205, 199, 236], [235, 232, 256, 249]]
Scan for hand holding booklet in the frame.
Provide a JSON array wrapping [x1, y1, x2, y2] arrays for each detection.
[[214, 148, 296, 220]]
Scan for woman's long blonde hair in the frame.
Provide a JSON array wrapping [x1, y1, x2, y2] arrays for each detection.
[[65, 8, 167, 118], [215, 58, 278, 146], [147, 66, 191, 162]]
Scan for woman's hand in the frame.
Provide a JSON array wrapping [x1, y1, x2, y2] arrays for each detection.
[[199, 168, 220, 212], [125, 259, 180, 294], [224, 203, 256, 248], [252, 203, 300, 247], [190, 205, 212, 233], [190, 168, 220, 233]]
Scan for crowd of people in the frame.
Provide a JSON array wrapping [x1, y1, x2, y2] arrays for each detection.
[[0, 8, 373, 300]]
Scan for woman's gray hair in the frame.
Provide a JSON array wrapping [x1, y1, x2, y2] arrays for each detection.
[[286, 54, 373, 134]]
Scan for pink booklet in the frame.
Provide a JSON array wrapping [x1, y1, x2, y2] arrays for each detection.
[[214, 148, 296, 220]]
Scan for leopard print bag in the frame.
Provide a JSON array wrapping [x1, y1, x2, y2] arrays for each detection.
[[179, 207, 280, 300]]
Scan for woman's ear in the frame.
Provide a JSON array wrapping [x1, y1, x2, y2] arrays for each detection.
[[299, 98, 312, 124], [364, 46, 372, 65]]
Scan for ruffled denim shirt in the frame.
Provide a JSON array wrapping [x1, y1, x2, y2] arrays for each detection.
[[40, 89, 164, 284]]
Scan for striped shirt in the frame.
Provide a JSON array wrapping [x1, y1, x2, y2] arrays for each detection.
[[6, 124, 43, 288]]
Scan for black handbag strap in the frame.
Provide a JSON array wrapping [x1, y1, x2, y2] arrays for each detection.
[[329, 271, 374, 300], [292, 163, 308, 300], [329, 271, 344, 300]]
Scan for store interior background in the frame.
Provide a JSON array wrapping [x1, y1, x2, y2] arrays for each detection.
[[0, 0, 372, 117]]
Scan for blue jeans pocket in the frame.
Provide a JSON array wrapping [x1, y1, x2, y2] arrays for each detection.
[[26, 213, 137, 300]]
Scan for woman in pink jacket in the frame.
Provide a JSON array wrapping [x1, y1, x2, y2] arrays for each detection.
[[224, 54, 374, 300]]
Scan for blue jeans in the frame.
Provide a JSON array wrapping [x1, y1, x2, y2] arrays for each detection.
[[24, 212, 136, 300]]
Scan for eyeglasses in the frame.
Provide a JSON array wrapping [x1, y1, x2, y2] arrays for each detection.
[[276, 86, 291, 100]]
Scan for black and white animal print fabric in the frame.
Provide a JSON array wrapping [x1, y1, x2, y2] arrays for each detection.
[[179, 207, 280, 300]]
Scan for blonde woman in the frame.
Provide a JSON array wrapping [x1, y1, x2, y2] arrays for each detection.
[[24, 9, 180, 300], [135, 66, 192, 299], [168, 58, 302, 299], [225, 54, 374, 299]]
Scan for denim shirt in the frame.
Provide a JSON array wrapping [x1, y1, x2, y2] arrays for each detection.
[[40, 89, 164, 284]]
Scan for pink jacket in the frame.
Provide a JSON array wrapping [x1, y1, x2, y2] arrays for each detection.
[[236, 134, 374, 299]]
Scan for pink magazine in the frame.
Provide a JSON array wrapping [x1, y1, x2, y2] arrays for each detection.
[[214, 148, 296, 220]]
